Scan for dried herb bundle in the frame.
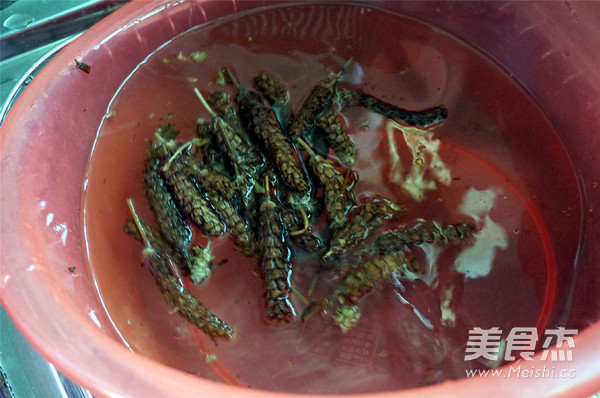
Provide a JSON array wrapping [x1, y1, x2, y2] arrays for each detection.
[[224, 68, 310, 193], [123, 61, 475, 339]]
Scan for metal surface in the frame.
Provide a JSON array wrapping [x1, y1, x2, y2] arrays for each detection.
[[0, 1, 125, 61], [0, 34, 77, 124], [0, 307, 93, 398]]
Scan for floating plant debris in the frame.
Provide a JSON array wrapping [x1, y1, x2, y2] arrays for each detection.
[[74, 58, 91, 73]]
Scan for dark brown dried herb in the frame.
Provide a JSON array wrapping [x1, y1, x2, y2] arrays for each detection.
[[124, 218, 218, 284], [195, 119, 223, 163], [334, 253, 426, 304], [298, 139, 349, 232], [315, 112, 357, 166], [207, 91, 248, 135], [149, 248, 233, 340], [195, 89, 246, 173], [302, 253, 425, 323], [288, 60, 351, 142], [125, 64, 469, 338], [127, 200, 233, 340], [338, 87, 448, 127], [123, 218, 188, 268], [180, 154, 238, 202], [143, 156, 192, 261], [253, 71, 287, 107], [206, 188, 257, 256], [288, 76, 337, 142], [224, 68, 309, 192], [373, 223, 474, 255], [162, 149, 224, 237], [236, 178, 260, 222], [204, 90, 263, 169], [197, 167, 238, 201], [258, 178, 296, 323], [280, 207, 324, 254], [326, 198, 407, 257], [253, 71, 292, 130]]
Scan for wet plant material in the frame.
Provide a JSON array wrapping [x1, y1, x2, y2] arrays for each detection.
[[205, 90, 263, 169], [372, 223, 474, 255], [315, 112, 357, 166], [253, 71, 287, 108], [188, 241, 217, 285], [195, 88, 249, 174], [206, 188, 257, 256], [253, 71, 292, 131], [126, 200, 233, 340], [142, 155, 193, 266], [280, 207, 324, 254], [207, 91, 247, 134], [124, 220, 218, 286], [302, 253, 426, 323], [161, 144, 225, 237], [237, 181, 261, 240], [168, 138, 256, 254], [182, 155, 238, 202], [196, 166, 238, 202], [258, 177, 296, 323], [150, 122, 181, 159], [331, 305, 361, 333], [123, 218, 189, 271], [195, 119, 223, 163], [74, 58, 91, 73], [337, 87, 448, 127], [326, 198, 407, 258], [288, 60, 352, 142], [298, 139, 350, 233], [123, 61, 474, 339], [148, 248, 233, 339], [224, 68, 310, 193]]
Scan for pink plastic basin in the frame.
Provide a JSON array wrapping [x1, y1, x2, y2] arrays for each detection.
[[1, 1, 599, 397]]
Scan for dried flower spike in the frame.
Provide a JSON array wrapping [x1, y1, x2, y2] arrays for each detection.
[[258, 176, 296, 323], [126, 199, 233, 340]]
